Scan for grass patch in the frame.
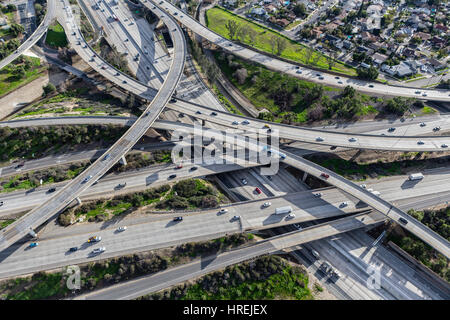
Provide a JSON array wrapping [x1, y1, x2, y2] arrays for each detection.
[[45, 22, 68, 48], [206, 6, 355, 75]]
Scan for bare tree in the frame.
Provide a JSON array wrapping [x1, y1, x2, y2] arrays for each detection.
[[247, 28, 257, 47], [311, 50, 321, 66], [275, 37, 288, 56], [225, 20, 239, 40], [269, 35, 277, 55], [237, 24, 249, 43], [303, 46, 314, 65], [326, 50, 338, 70]]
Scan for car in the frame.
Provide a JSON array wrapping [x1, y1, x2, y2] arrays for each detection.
[[83, 175, 93, 183], [286, 213, 295, 219], [422, 93, 427, 97], [88, 236, 101, 243], [360, 184, 366, 188], [311, 250, 320, 259], [314, 193, 322, 197], [349, 137, 357, 142], [337, 80, 343, 84], [442, 144, 448, 148], [144, 50, 148, 55], [368, 84, 374, 88], [122, 80, 127, 84], [388, 127, 395, 132], [293, 224, 302, 230], [228, 43, 233, 46], [29, 242, 38, 248], [296, 69, 302, 74], [174, 12, 178, 15], [419, 122, 426, 127], [173, 216, 183, 222], [232, 120, 239, 125], [241, 178, 248, 185], [398, 217, 408, 225], [130, 22, 135, 25], [316, 73, 321, 77], [71, 32, 76, 35], [176, 163, 183, 169], [433, 127, 441, 131], [159, 1, 163, 3], [263, 124, 271, 129], [319, 76, 324, 80], [146, 66, 150, 70], [242, 120, 250, 125], [335, 76, 340, 79], [295, 66, 300, 69], [339, 202, 348, 208], [69, 247, 78, 252], [124, 38, 129, 42], [232, 215, 240, 221], [263, 202, 271, 208], [417, 141, 424, 145], [90, 58, 95, 62], [190, 166, 198, 171], [91, 247, 106, 255], [101, 65, 107, 70], [76, 41, 81, 45], [168, 174, 176, 179], [211, 111, 218, 116], [267, 128, 272, 133], [219, 209, 228, 214], [320, 173, 329, 179], [48, 188, 56, 193], [116, 183, 126, 189], [103, 154, 111, 161], [0, 201, 3, 207], [82, 44, 87, 48], [255, 187, 262, 194], [330, 146, 337, 150], [117, 226, 127, 232], [196, 110, 202, 114], [415, 91, 421, 94], [316, 137, 324, 142]]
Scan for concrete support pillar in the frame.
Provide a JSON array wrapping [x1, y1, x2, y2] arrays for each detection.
[[302, 172, 308, 182], [28, 227, 37, 238], [75, 197, 82, 206], [201, 119, 206, 126], [119, 155, 127, 166]]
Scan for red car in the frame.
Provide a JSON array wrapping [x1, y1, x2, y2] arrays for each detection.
[[176, 163, 183, 169], [255, 187, 262, 194], [320, 173, 330, 179]]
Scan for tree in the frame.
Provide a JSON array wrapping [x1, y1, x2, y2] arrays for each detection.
[[356, 66, 378, 80], [326, 51, 338, 70], [225, 20, 239, 40], [42, 83, 56, 96], [384, 97, 412, 115], [237, 24, 249, 43], [275, 37, 288, 56], [13, 66, 25, 79], [293, 3, 306, 17], [247, 28, 257, 47], [268, 35, 277, 55], [303, 46, 314, 65], [10, 23, 25, 37]]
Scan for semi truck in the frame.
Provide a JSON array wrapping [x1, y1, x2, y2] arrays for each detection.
[[275, 206, 292, 215], [408, 173, 424, 181]]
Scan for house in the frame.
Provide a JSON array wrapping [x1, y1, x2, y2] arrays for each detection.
[[427, 58, 446, 71], [372, 52, 388, 66], [343, 40, 353, 49], [402, 47, 416, 58], [311, 27, 323, 38], [324, 34, 339, 44], [382, 62, 415, 77], [431, 36, 446, 48], [276, 18, 290, 28], [250, 7, 267, 16], [264, 4, 277, 13], [435, 24, 449, 33], [415, 32, 431, 41], [222, 0, 237, 7]]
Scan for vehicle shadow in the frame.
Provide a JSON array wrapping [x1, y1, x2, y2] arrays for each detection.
[[400, 179, 421, 190]]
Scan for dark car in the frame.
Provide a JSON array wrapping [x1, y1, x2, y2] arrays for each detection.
[[388, 127, 395, 132], [170, 98, 177, 103], [69, 247, 78, 252], [190, 166, 198, 171], [48, 188, 56, 193], [211, 112, 218, 116], [398, 217, 408, 225], [368, 84, 374, 88], [173, 216, 183, 222], [169, 174, 176, 179], [320, 173, 330, 179]]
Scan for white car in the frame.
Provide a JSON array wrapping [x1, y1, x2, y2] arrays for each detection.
[[263, 202, 271, 207], [91, 247, 106, 255], [311, 250, 320, 259], [293, 223, 302, 230], [339, 202, 348, 208], [360, 184, 366, 188], [241, 178, 248, 185], [117, 226, 127, 232], [286, 213, 296, 219], [348, 137, 357, 142], [419, 122, 426, 127], [314, 193, 322, 197], [232, 215, 240, 221], [219, 208, 228, 214], [83, 175, 93, 183]]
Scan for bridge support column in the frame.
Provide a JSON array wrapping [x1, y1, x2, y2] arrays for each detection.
[[302, 172, 308, 182], [201, 119, 206, 127], [28, 227, 37, 238], [75, 197, 82, 206], [119, 155, 127, 166]]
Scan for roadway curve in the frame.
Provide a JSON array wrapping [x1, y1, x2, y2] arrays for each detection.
[[0, 1, 187, 252], [147, 0, 450, 102], [0, 0, 56, 70]]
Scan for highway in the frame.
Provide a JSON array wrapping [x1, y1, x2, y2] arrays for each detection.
[[0, 0, 55, 70], [147, 0, 450, 102], [0, 0, 186, 252]]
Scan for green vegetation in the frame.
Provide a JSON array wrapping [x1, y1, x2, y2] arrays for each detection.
[[0, 163, 87, 193], [0, 219, 14, 230], [389, 207, 449, 281], [140, 256, 313, 300], [79, 6, 95, 41], [1, 234, 253, 299], [97, 37, 132, 76], [212, 84, 243, 115], [0, 56, 46, 97], [215, 53, 382, 123], [58, 178, 227, 225], [45, 22, 68, 48], [206, 6, 354, 75], [156, 179, 226, 210], [0, 125, 127, 163]]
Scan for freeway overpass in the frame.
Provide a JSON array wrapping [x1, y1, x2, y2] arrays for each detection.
[[147, 0, 450, 102], [0, 0, 55, 70], [0, 0, 187, 253]]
